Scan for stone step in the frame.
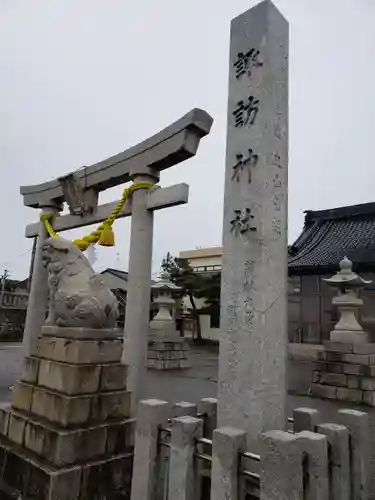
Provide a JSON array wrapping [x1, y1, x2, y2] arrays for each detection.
[[11, 382, 131, 427], [0, 432, 133, 500], [20, 359, 127, 395], [0, 406, 133, 466]]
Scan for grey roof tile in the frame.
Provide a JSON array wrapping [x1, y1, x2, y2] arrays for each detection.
[[288, 202, 375, 271]]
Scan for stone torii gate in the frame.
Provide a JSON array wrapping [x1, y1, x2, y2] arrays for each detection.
[[21, 108, 213, 412]]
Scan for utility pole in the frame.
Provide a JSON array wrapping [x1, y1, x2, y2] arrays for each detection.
[[0, 269, 10, 307]]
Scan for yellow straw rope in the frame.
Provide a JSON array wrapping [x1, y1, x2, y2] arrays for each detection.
[[40, 181, 154, 252]]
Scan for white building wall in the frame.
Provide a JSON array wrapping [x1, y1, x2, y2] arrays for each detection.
[[100, 272, 128, 291]]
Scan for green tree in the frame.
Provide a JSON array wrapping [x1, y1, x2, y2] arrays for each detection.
[[195, 272, 221, 328], [161, 253, 221, 341]]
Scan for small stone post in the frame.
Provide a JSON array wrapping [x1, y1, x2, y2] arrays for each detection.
[[130, 399, 169, 500], [260, 431, 303, 500], [295, 431, 329, 500], [172, 401, 197, 417], [317, 423, 350, 500], [293, 407, 319, 433], [338, 409, 369, 500], [22, 204, 61, 356], [197, 397, 218, 438], [168, 416, 202, 500], [210, 427, 247, 500], [158, 402, 197, 500]]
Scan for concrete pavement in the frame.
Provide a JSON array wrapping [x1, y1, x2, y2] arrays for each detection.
[[0, 343, 23, 402]]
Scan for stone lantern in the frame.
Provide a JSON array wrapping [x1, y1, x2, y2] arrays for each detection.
[[322, 256, 371, 343], [148, 272, 190, 369], [150, 271, 181, 337]]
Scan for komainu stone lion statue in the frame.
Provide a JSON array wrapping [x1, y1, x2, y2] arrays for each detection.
[[41, 237, 118, 328]]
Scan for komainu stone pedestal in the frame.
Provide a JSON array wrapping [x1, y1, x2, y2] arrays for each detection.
[[312, 341, 375, 405], [147, 338, 190, 370], [0, 327, 133, 499]]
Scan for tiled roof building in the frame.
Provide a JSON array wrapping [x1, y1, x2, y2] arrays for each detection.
[[288, 202, 375, 343], [288, 202, 375, 273]]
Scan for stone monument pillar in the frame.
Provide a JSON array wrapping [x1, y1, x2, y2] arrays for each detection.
[[323, 256, 370, 344], [147, 272, 190, 370], [218, 0, 289, 445]]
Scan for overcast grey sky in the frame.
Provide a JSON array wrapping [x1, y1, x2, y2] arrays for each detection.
[[1, 0, 374, 279]]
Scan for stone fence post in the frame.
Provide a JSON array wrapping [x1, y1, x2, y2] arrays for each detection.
[[172, 401, 197, 418], [155, 402, 198, 500], [295, 431, 329, 500], [197, 397, 217, 439], [317, 423, 350, 500], [260, 430, 303, 500], [130, 399, 169, 500], [293, 407, 319, 433], [210, 426, 246, 500], [168, 416, 202, 500], [339, 409, 369, 500]]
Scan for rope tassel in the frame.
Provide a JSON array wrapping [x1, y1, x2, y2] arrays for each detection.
[[98, 223, 115, 247], [40, 181, 155, 252]]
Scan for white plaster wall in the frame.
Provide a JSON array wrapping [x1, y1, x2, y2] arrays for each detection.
[[188, 255, 222, 269]]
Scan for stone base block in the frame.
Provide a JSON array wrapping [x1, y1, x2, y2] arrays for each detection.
[[12, 381, 34, 412], [30, 386, 131, 427], [21, 357, 40, 384], [92, 391, 132, 421], [0, 406, 134, 467], [337, 387, 363, 403], [100, 364, 128, 391], [363, 391, 375, 406], [31, 387, 92, 427], [38, 359, 101, 395], [0, 405, 10, 436], [149, 339, 190, 351], [324, 341, 375, 354], [311, 343, 375, 405], [147, 358, 191, 370], [147, 340, 190, 370], [33, 336, 123, 364], [0, 435, 133, 500], [311, 384, 338, 400], [41, 325, 122, 340], [330, 329, 369, 344], [21, 359, 127, 397]]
